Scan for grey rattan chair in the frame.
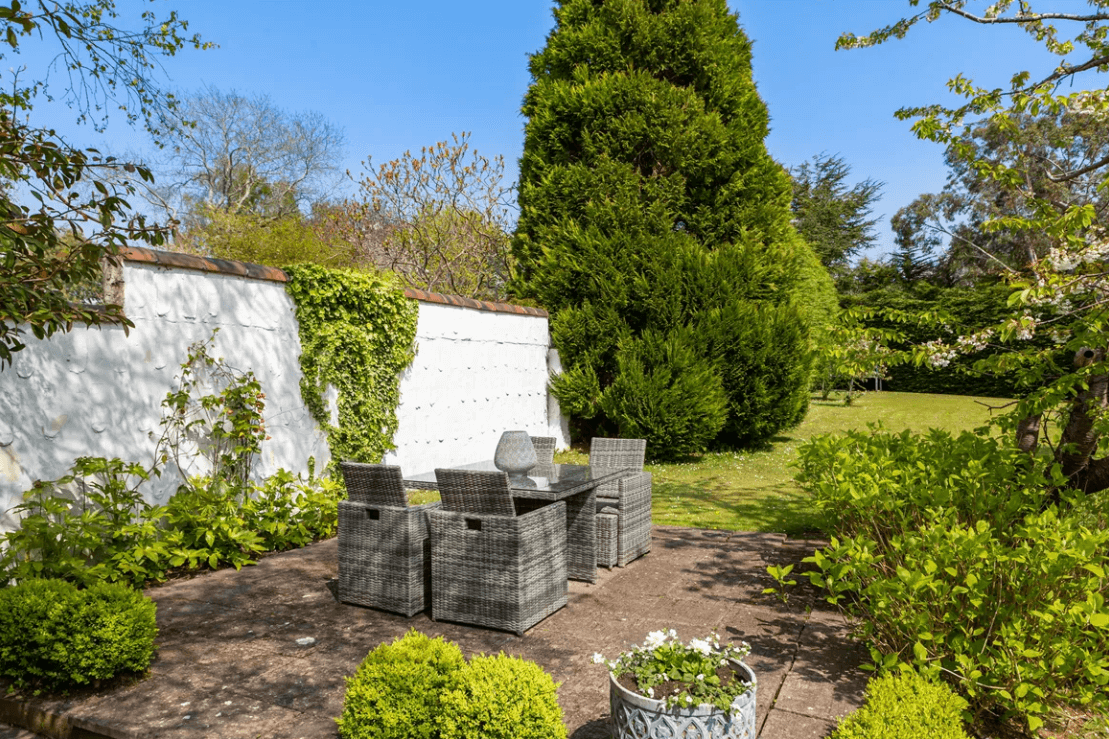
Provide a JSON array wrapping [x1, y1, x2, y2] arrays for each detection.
[[338, 462, 439, 617], [530, 436, 557, 465], [590, 438, 652, 567], [427, 468, 567, 636]]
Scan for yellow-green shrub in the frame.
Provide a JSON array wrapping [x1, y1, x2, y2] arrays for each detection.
[[337, 630, 464, 739], [437, 654, 566, 739], [831, 671, 970, 739]]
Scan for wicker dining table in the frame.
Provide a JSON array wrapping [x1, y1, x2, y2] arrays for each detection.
[[403, 461, 630, 583]]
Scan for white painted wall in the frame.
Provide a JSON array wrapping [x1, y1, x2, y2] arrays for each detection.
[[383, 301, 569, 475], [0, 260, 568, 528], [0, 262, 328, 528]]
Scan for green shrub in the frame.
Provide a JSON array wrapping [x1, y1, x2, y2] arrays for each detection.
[[795, 428, 1109, 732], [700, 301, 811, 448], [0, 457, 162, 587], [437, 653, 566, 739], [598, 328, 727, 460], [0, 579, 157, 692], [337, 630, 465, 739], [514, 0, 829, 456], [830, 671, 970, 739]]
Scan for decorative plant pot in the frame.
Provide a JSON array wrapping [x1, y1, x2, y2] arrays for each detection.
[[493, 430, 537, 477], [609, 661, 757, 739]]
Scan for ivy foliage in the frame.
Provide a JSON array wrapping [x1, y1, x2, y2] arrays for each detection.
[[284, 264, 418, 464]]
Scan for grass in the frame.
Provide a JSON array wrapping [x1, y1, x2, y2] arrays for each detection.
[[554, 391, 1010, 536]]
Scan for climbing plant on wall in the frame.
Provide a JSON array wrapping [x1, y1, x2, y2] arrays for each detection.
[[283, 264, 418, 465]]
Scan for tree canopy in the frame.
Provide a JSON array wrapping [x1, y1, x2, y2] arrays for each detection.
[[514, 0, 834, 457], [843, 1, 1109, 494], [0, 0, 209, 368], [790, 153, 883, 287]]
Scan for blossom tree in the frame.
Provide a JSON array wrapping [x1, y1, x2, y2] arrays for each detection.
[[844, 1, 1109, 493]]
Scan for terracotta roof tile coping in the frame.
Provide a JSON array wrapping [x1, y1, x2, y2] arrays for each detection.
[[119, 246, 548, 317]]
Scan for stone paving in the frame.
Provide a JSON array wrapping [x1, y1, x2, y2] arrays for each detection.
[[0, 526, 868, 738]]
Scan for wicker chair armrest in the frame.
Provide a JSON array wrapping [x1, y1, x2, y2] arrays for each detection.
[[338, 499, 409, 515], [339, 499, 431, 540], [427, 501, 566, 535]]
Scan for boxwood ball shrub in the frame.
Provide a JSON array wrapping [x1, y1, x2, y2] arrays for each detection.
[[830, 671, 971, 739], [0, 579, 157, 691], [437, 653, 566, 739], [337, 630, 465, 739]]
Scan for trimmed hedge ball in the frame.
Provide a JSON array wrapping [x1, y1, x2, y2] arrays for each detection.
[[0, 578, 157, 692], [831, 671, 971, 739]]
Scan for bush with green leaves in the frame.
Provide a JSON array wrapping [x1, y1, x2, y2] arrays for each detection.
[[437, 653, 566, 739], [794, 427, 1109, 732], [699, 301, 812, 448], [513, 0, 832, 458], [0, 457, 163, 587], [0, 579, 157, 692], [337, 630, 465, 739], [338, 633, 565, 739], [830, 671, 971, 739], [595, 328, 727, 459], [1, 329, 347, 588], [0, 462, 343, 588]]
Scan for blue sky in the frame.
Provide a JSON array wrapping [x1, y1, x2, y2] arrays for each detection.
[[15, 0, 1081, 261]]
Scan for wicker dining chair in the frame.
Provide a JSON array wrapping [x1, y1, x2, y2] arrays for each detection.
[[338, 462, 439, 617], [530, 436, 557, 465], [589, 437, 652, 568], [427, 468, 567, 636]]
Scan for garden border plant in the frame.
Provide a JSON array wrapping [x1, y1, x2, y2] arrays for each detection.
[[782, 424, 1109, 734], [283, 263, 418, 466], [0, 330, 343, 589]]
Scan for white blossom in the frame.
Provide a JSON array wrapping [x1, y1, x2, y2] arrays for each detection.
[[689, 638, 713, 656], [644, 631, 668, 649], [591, 653, 605, 664]]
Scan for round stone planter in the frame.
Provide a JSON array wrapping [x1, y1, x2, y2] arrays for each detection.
[[609, 661, 757, 739]]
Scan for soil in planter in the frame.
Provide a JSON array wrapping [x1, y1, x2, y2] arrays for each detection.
[[616, 662, 750, 704]]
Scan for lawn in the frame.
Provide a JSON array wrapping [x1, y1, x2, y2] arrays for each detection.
[[554, 391, 1010, 536]]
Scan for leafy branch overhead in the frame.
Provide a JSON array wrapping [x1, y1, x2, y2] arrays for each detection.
[[336, 132, 515, 302], [840, 2, 1109, 496], [0, 0, 211, 368]]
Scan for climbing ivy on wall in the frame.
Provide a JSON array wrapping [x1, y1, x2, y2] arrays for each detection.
[[283, 264, 418, 465]]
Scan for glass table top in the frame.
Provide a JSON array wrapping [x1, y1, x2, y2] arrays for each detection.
[[403, 460, 631, 500]]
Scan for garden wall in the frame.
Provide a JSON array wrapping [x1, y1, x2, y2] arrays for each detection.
[[0, 249, 567, 529]]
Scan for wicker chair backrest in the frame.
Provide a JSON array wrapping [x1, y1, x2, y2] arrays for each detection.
[[434, 468, 516, 516], [589, 438, 646, 471], [340, 462, 408, 507], [531, 436, 556, 465]]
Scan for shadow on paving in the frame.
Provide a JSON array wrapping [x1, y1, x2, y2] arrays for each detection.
[[1, 526, 866, 739]]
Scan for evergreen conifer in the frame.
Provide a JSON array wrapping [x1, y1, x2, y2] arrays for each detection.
[[514, 0, 833, 457]]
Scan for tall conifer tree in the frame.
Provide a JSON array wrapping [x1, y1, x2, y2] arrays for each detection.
[[514, 0, 833, 457]]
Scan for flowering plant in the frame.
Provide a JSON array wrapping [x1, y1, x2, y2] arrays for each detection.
[[593, 630, 752, 712]]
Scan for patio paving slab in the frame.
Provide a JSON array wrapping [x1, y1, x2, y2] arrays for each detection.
[[0, 525, 866, 738]]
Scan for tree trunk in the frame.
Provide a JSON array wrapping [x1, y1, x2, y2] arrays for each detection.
[[1057, 347, 1109, 492], [1016, 414, 1041, 454]]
